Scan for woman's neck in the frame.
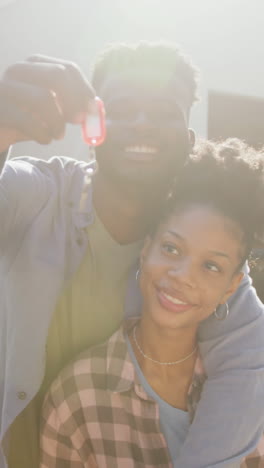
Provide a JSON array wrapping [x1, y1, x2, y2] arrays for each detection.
[[129, 318, 198, 409]]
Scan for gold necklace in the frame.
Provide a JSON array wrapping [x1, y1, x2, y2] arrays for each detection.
[[133, 325, 198, 366]]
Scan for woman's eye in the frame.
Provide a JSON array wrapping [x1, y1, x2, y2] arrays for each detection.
[[205, 262, 221, 273], [162, 243, 180, 255]]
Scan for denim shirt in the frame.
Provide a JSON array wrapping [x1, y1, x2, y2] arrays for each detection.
[[0, 155, 264, 468]]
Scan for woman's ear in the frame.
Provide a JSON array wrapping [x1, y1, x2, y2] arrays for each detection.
[[188, 128, 196, 150], [221, 271, 244, 304], [140, 235, 152, 268]]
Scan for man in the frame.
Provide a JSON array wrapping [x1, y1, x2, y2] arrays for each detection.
[[0, 42, 263, 468]]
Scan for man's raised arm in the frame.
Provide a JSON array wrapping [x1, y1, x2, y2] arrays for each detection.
[[0, 54, 95, 171]]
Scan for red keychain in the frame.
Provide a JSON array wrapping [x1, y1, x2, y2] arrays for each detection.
[[82, 97, 106, 160]]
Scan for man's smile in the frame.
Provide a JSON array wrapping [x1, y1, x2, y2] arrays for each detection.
[[124, 145, 159, 161], [125, 145, 158, 154]]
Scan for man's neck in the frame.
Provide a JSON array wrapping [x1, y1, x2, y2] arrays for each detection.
[[93, 173, 163, 245]]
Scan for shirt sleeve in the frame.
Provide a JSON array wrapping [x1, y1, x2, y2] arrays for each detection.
[[176, 270, 264, 467], [0, 157, 50, 251], [40, 391, 84, 468]]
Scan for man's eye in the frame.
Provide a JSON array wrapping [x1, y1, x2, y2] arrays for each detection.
[[162, 243, 180, 255], [106, 106, 126, 119], [106, 102, 138, 121], [151, 106, 183, 123], [205, 262, 221, 273]]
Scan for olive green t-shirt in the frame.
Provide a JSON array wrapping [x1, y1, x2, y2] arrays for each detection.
[[8, 213, 142, 468]]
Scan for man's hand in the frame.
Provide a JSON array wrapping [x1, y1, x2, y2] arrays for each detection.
[[0, 55, 95, 152]]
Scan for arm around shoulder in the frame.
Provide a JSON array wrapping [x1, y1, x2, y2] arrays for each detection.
[[176, 272, 264, 467], [199, 270, 264, 373]]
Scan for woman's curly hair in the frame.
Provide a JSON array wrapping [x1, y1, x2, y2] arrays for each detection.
[[160, 138, 264, 267]]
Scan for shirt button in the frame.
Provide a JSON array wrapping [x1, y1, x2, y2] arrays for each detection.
[[17, 391, 27, 400]]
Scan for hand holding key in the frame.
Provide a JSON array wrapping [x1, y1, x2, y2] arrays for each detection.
[[0, 54, 95, 152]]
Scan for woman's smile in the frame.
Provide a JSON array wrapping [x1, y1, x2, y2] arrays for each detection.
[[156, 286, 195, 314]]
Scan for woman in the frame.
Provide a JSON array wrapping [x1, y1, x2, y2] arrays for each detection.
[[40, 139, 264, 467]]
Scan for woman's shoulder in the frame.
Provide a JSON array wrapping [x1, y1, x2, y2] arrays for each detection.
[[46, 340, 110, 415], [48, 324, 128, 401]]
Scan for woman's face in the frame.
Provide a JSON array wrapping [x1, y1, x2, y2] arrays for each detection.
[[139, 204, 244, 331]]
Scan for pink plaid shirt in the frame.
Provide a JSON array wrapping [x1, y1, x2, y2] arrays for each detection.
[[40, 319, 264, 467]]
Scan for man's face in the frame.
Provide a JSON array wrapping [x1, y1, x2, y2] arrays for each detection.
[[95, 68, 193, 192]]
